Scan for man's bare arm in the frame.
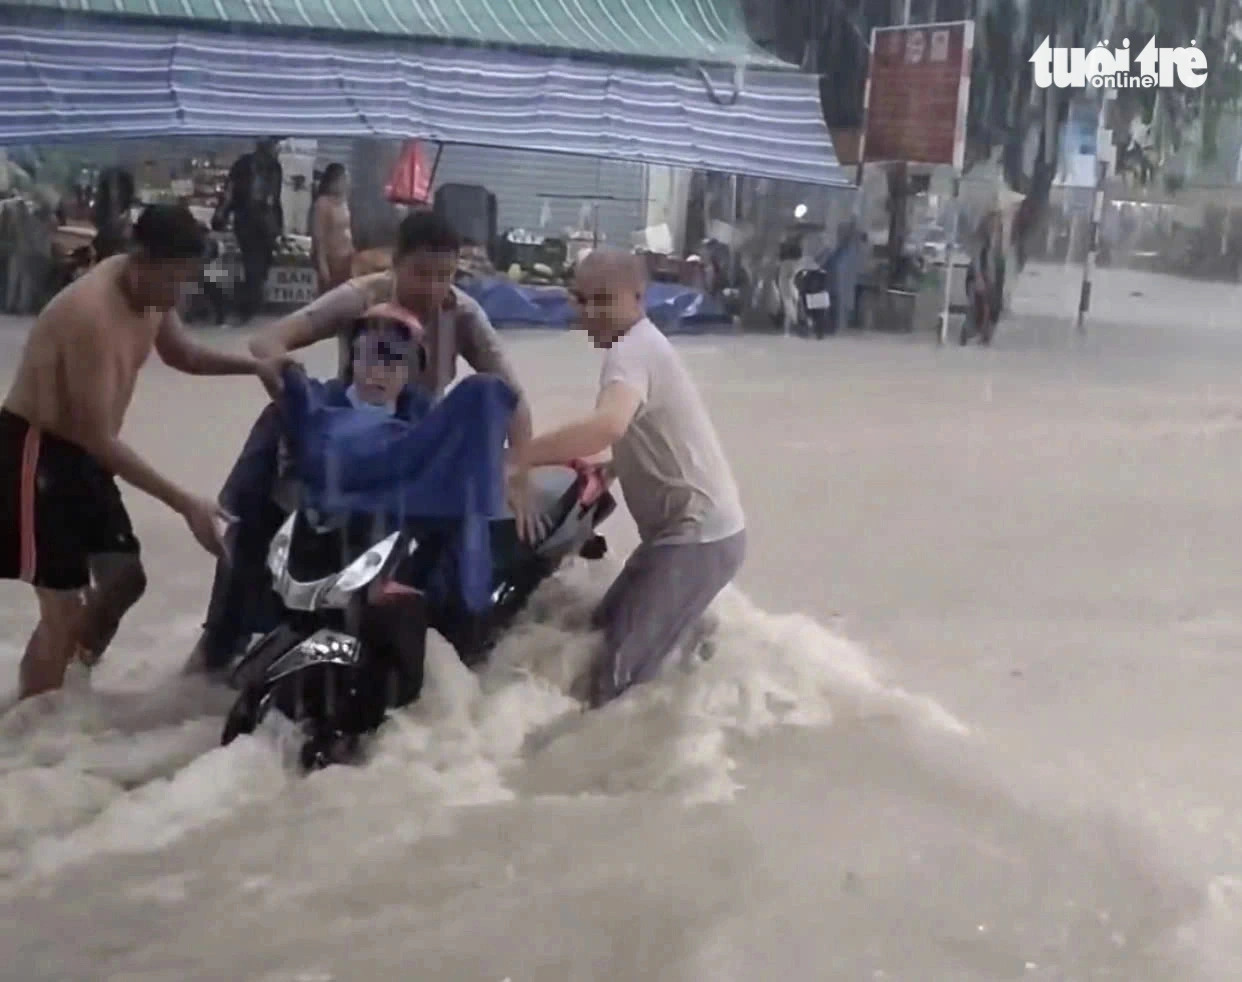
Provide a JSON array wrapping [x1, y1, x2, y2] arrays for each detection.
[[458, 304, 533, 452], [155, 310, 263, 376], [62, 318, 193, 515], [249, 278, 370, 359], [520, 383, 639, 468]]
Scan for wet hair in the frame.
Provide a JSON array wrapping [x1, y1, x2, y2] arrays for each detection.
[[131, 204, 208, 261], [315, 162, 346, 199], [395, 209, 460, 258]]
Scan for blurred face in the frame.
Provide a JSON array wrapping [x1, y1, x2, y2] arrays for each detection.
[[570, 261, 645, 346], [392, 249, 457, 318], [322, 169, 348, 197], [351, 324, 413, 404], [126, 256, 203, 312]]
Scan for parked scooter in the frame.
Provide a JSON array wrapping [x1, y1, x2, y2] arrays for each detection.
[[793, 264, 833, 338], [774, 204, 833, 337]]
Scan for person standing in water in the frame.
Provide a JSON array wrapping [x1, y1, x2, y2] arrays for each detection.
[[214, 137, 284, 324], [0, 204, 290, 699], [310, 163, 353, 296], [513, 249, 746, 707]]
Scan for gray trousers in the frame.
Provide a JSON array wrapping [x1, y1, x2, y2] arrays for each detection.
[[589, 530, 745, 707]]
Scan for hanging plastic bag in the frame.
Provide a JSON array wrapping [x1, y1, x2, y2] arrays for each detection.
[[385, 141, 432, 206]]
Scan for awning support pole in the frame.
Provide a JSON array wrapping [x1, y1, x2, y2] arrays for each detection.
[[939, 173, 961, 345], [426, 142, 445, 202]]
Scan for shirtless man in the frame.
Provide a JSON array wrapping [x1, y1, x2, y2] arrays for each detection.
[[0, 203, 288, 698], [514, 250, 746, 706]]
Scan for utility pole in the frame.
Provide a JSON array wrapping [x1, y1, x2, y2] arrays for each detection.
[[1075, 0, 1120, 334], [886, 0, 912, 287]]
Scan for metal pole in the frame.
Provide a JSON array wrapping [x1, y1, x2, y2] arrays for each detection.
[[1076, 0, 1119, 333], [729, 171, 740, 290], [855, 28, 877, 220], [939, 175, 960, 344], [1075, 98, 1115, 333], [425, 142, 445, 206]]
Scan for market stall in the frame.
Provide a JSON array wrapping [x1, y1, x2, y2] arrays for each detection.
[[0, 2, 851, 327], [205, 231, 317, 310], [163, 155, 319, 312], [51, 221, 93, 284], [0, 12, 848, 181]]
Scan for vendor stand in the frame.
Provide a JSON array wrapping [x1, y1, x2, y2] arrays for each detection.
[[0, 8, 852, 329], [51, 221, 94, 285], [192, 231, 316, 319], [264, 240, 316, 307]]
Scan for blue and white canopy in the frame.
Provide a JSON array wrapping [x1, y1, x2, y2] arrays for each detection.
[[0, 14, 850, 186], [3, 0, 786, 65]]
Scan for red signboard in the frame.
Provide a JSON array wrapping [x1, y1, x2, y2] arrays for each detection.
[[862, 21, 974, 169]]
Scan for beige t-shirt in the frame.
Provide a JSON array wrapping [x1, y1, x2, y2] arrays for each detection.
[[600, 318, 744, 546], [301, 273, 522, 399]]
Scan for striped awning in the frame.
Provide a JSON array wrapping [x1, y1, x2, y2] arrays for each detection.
[[0, 0, 785, 66], [0, 19, 850, 186]]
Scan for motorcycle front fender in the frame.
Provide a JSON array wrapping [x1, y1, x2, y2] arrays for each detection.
[[229, 622, 306, 693], [264, 629, 363, 686]]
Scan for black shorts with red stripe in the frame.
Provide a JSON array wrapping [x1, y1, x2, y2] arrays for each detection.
[[0, 408, 140, 591]]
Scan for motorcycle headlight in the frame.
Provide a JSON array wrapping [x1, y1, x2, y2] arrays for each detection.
[[320, 531, 405, 607]]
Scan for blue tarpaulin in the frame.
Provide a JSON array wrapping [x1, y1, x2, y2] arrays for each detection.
[[458, 278, 732, 334]]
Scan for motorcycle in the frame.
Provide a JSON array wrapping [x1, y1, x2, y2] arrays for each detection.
[[220, 462, 616, 771], [761, 211, 832, 336], [793, 265, 833, 338]]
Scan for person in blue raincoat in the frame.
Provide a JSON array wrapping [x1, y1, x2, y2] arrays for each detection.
[[185, 304, 430, 673]]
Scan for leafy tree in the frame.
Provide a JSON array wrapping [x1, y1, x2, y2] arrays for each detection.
[[747, 0, 1240, 254]]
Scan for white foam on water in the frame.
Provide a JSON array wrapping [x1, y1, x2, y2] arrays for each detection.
[[342, 558, 968, 814], [0, 666, 277, 880], [22, 736, 289, 879], [0, 557, 966, 884], [1175, 874, 1242, 978]]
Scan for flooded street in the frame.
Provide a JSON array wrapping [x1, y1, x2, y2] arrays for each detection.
[[0, 262, 1239, 979]]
